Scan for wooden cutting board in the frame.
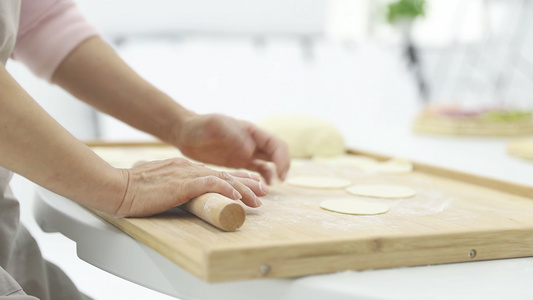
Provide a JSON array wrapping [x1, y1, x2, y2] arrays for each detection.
[[88, 142, 533, 282]]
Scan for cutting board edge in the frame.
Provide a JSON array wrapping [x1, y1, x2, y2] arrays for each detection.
[[202, 227, 533, 282], [90, 209, 209, 280]]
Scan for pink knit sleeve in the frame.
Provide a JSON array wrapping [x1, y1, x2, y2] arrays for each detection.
[[12, 0, 100, 81]]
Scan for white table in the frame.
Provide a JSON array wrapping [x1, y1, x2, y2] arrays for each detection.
[[33, 126, 533, 300]]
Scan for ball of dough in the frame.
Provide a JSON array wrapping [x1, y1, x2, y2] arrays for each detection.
[[256, 115, 345, 158]]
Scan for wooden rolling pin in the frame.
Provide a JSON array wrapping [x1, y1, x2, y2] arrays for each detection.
[[181, 193, 246, 231]]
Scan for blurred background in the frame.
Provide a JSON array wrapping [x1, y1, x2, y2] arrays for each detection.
[[6, 0, 533, 299], [7, 0, 533, 142]]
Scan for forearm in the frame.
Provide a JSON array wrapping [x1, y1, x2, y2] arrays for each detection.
[[51, 37, 192, 144], [0, 64, 126, 214], [50, 36, 290, 182]]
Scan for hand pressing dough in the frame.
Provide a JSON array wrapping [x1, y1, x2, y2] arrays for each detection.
[[346, 184, 416, 199], [320, 199, 389, 215], [286, 176, 352, 189], [256, 115, 345, 158]]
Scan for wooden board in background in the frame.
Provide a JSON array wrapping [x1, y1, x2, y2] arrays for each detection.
[[412, 115, 533, 136], [89, 143, 533, 282]]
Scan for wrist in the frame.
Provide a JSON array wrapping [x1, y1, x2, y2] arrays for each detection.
[[111, 168, 131, 217], [166, 106, 198, 148]]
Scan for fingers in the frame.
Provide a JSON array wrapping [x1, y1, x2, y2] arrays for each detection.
[[245, 160, 276, 185], [228, 170, 262, 182], [181, 175, 242, 202], [218, 171, 270, 207], [248, 124, 290, 181], [182, 170, 268, 208]]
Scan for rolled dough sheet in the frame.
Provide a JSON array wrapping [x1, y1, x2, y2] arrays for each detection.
[[320, 199, 389, 215], [286, 176, 352, 189], [346, 184, 416, 199]]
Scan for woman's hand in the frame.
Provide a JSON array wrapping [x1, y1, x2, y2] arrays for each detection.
[[172, 113, 290, 185], [114, 157, 269, 217]]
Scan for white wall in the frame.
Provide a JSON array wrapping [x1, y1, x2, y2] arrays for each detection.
[[73, 0, 327, 37], [97, 36, 420, 143]]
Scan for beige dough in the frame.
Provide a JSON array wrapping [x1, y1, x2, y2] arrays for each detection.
[[286, 176, 352, 189], [346, 184, 416, 199], [320, 199, 389, 215], [315, 155, 413, 174], [256, 115, 345, 158], [313, 155, 377, 169], [373, 158, 414, 174]]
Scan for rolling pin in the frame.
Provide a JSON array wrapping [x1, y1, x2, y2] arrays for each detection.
[[181, 193, 246, 231]]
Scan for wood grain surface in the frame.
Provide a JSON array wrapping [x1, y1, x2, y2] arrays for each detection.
[[89, 143, 533, 282]]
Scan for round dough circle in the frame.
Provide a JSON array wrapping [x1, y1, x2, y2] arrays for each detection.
[[346, 184, 416, 199], [320, 199, 389, 215], [286, 176, 352, 189]]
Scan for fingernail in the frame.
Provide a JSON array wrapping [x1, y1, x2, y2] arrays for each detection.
[[254, 197, 262, 207], [233, 190, 242, 199]]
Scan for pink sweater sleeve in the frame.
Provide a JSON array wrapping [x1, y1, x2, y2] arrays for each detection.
[[12, 0, 100, 81]]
